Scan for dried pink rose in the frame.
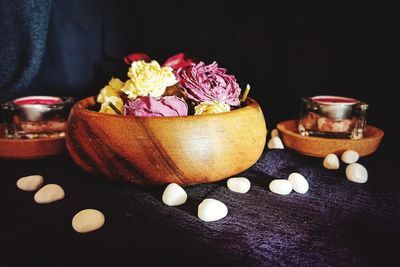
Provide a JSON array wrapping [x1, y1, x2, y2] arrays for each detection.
[[163, 53, 196, 70], [124, 96, 188, 117], [175, 61, 241, 106]]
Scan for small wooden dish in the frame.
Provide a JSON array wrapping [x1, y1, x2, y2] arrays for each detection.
[[0, 125, 66, 159], [277, 120, 384, 157], [66, 96, 267, 186]]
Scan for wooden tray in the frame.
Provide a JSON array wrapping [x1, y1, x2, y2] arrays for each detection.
[[277, 120, 384, 157], [0, 124, 66, 159]]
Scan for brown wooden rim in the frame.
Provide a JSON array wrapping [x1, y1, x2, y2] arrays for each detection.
[[72, 96, 262, 121], [277, 120, 384, 141]]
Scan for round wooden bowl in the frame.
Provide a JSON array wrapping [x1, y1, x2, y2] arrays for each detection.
[[66, 96, 267, 186], [277, 120, 384, 157]]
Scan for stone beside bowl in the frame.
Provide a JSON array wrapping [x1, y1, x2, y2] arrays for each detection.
[[277, 120, 384, 157], [66, 96, 267, 186]]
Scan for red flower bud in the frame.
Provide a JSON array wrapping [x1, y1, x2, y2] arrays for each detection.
[[163, 53, 196, 70], [123, 53, 152, 65]]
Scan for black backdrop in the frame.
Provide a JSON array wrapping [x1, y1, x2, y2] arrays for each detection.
[[1, 0, 396, 151]]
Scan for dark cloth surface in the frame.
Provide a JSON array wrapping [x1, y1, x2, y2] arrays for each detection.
[[2, 147, 399, 266]]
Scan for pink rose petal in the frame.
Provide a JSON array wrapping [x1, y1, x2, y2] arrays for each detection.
[[175, 61, 241, 106], [124, 96, 188, 117]]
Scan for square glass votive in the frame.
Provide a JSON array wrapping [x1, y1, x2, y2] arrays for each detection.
[[1, 96, 74, 139], [298, 95, 368, 140]]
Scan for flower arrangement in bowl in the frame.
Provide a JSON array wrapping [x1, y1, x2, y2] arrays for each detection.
[[66, 53, 267, 186], [97, 53, 244, 116]]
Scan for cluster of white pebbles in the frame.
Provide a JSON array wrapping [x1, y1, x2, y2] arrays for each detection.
[[162, 172, 309, 222], [16, 175, 104, 233], [269, 173, 309, 195], [162, 130, 370, 222], [162, 182, 230, 222], [323, 150, 368, 183], [16, 175, 65, 203], [162, 177, 253, 222], [16, 131, 369, 226], [268, 128, 368, 184]]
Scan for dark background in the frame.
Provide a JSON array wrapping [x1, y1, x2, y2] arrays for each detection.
[[1, 0, 396, 152]]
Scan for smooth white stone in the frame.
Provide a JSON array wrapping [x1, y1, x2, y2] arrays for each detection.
[[271, 129, 279, 138], [269, 179, 292, 195], [267, 136, 284, 149], [323, 154, 340, 170], [72, 209, 105, 233], [227, 177, 251, 193], [288, 173, 309, 194], [198, 198, 228, 222], [34, 184, 65, 204], [162, 183, 187, 206], [341, 150, 360, 164], [16, 175, 44, 191], [346, 163, 368, 183]]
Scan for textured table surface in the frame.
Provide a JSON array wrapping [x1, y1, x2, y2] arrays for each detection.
[[2, 146, 399, 266]]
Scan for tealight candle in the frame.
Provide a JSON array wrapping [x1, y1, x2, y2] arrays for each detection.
[[1, 96, 74, 139], [298, 95, 368, 139]]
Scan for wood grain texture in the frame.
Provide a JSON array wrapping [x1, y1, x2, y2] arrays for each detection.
[[66, 96, 267, 186], [277, 120, 384, 157]]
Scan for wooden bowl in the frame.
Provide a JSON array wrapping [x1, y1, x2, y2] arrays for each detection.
[[66, 96, 267, 186], [277, 120, 384, 157]]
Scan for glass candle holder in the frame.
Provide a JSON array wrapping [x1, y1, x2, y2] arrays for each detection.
[[1, 96, 74, 139], [298, 96, 368, 139]]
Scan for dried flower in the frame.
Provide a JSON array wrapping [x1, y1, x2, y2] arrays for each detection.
[[99, 96, 124, 114], [97, 55, 247, 117], [97, 78, 124, 114], [121, 60, 177, 99], [163, 53, 195, 70], [97, 77, 124, 103], [176, 61, 241, 106], [124, 96, 188, 117], [194, 100, 231, 115], [123, 53, 151, 65]]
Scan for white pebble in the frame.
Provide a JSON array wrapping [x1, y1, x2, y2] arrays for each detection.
[[269, 179, 292, 195], [34, 184, 65, 204], [16, 175, 44, 191], [346, 163, 368, 183], [341, 150, 360, 164], [323, 154, 340, 170], [288, 173, 309, 194], [72, 209, 105, 233], [198, 198, 228, 222], [227, 177, 251, 193], [271, 128, 279, 138], [267, 136, 284, 149], [162, 183, 187, 206]]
